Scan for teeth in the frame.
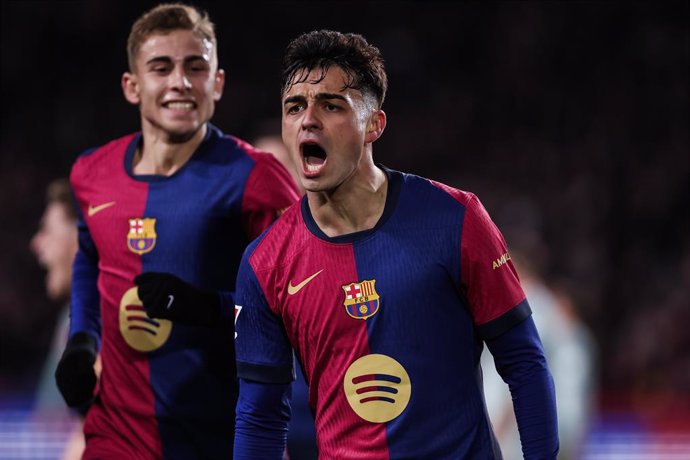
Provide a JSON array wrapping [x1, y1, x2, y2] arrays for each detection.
[[306, 162, 321, 172], [166, 102, 194, 110]]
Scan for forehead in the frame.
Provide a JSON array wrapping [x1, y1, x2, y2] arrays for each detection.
[[283, 66, 360, 100], [136, 29, 214, 63]]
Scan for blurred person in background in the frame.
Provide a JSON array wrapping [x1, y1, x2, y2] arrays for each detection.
[[54, 3, 300, 459], [31, 178, 78, 416], [30, 177, 96, 460], [234, 29, 558, 459], [253, 119, 304, 196]]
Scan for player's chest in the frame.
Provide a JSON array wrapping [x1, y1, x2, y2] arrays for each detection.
[[80, 182, 240, 260], [275, 239, 458, 334]]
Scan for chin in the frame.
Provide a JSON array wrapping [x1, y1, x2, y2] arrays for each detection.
[[167, 126, 202, 144], [47, 286, 68, 302]]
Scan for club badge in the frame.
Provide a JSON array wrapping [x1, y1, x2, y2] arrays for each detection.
[[127, 217, 157, 255], [342, 279, 380, 320]]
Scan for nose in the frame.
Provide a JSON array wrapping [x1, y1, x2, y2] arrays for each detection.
[[300, 105, 321, 131], [169, 66, 192, 91], [30, 231, 42, 256]]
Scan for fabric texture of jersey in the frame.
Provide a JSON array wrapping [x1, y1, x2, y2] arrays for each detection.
[[235, 167, 531, 459], [70, 124, 300, 459]]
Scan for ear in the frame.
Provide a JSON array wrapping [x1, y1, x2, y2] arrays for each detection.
[[213, 69, 225, 101], [122, 72, 140, 105], [364, 109, 386, 144]]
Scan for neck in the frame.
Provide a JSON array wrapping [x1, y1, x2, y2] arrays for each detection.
[[132, 124, 207, 176], [308, 163, 388, 237]]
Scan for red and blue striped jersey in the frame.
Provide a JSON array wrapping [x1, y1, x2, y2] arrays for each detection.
[[235, 167, 532, 459], [70, 124, 300, 459]]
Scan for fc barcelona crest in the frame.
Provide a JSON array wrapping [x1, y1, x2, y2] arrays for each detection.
[[342, 279, 380, 320], [127, 218, 157, 255]]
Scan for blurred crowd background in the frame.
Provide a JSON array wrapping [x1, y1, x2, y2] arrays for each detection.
[[1, 1, 688, 458]]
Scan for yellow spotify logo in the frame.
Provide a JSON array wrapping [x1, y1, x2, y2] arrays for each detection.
[[119, 287, 171, 352], [343, 354, 411, 423]]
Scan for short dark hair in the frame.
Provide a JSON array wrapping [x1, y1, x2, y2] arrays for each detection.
[[127, 3, 216, 72], [281, 30, 388, 109], [46, 178, 76, 221]]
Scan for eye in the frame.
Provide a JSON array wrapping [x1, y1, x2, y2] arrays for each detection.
[[150, 65, 170, 74], [188, 63, 210, 73], [286, 103, 304, 115], [324, 102, 340, 112]]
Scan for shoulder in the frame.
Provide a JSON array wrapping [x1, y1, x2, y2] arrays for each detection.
[[71, 132, 138, 182], [207, 130, 287, 175], [232, 135, 287, 172], [389, 167, 479, 211], [423, 176, 477, 208], [74, 132, 137, 163], [245, 201, 305, 271], [206, 125, 268, 161]]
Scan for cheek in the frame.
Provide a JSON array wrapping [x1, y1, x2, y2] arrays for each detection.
[[199, 78, 220, 97], [51, 232, 75, 259], [281, 120, 298, 140], [336, 124, 365, 148], [138, 81, 162, 100]]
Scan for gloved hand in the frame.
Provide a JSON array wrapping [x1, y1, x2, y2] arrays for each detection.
[[55, 332, 98, 412], [134, 272, 220, 327]]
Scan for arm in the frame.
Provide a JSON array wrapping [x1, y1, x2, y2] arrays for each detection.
[[69, 218, 101, 341], [485, 316, 559, 460], [234, 379, 292, 459], [234, 245, 297, 456], [56, 213, 100, 412], [445, 191, 558, 457]]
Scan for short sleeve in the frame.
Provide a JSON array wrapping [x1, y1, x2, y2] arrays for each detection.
[[235, 247, 295, 383], [460, 195, 530, 337]]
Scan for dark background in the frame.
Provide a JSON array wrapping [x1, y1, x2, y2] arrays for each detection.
[[1, 0, 688, 421]]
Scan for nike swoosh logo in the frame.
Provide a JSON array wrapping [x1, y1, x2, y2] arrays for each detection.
[[166, 295, 175, 309], [287, 269, 324, 295], [88, 201, 116, 217]]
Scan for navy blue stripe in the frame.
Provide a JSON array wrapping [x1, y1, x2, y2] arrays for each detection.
[[238, 361, 295, 384], [477, 299, 532, 340]]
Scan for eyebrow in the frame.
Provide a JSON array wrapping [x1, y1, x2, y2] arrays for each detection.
[[283, 92, 348, 105], [144, 55, 209, 66]]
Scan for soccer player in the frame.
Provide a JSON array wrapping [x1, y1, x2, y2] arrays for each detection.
[[54, 4, 300, 459], [233, 30, 559, 459]]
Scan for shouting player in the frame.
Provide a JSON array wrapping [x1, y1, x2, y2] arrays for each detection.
[[233, 30, 559, 459]]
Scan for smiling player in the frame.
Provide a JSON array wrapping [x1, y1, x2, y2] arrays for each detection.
[[55, 4, 300, 459]]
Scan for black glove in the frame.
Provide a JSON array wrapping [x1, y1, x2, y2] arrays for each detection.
[[134, 272, 220, 327], [55, 332, 98, 412]]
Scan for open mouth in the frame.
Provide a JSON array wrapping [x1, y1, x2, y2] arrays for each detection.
[[302, 143, 327, 174]]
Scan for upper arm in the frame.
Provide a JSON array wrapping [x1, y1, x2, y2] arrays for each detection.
[[235, 250, 294, 384]]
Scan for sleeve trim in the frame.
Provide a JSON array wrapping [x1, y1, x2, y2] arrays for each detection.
[[237, 361, 294, 384], [478, 299, 532, 340]]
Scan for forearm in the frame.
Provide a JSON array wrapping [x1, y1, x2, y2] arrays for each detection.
[[70, 248, 101, 342], [510, 363, 558, 458], [234, 379, 291, 459], [486, 317, 559, 459]]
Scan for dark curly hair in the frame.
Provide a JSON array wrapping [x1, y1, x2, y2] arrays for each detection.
[[281, 30, 388, 109]]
